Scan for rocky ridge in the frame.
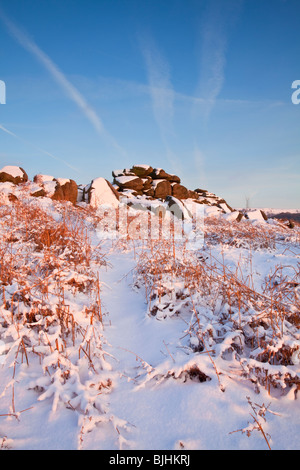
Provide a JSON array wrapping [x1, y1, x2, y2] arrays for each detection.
[[0, 164, 273, 224]]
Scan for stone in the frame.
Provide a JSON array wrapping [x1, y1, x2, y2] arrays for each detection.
[[150, 168, 181, 184], [51, 179, 78, 205], [0, 166, 28, 185], [172, 183, 189, 199], [112, 169, 124, 178], [31, 188, 47, 198], [143, 188, 155, 197], [8, 193, 18, 202], [33, 174, 55, 184], [141, 176, 153, 191], [152, 179, 172, 199], [114, 175, 144, 191], [260, 210, 268, 221], [130, 165, 154, 178], [188, 190, 199, 200], [224, 211, 244, 222], [195, 188, 208, 194], [88, 177, 119, 208]]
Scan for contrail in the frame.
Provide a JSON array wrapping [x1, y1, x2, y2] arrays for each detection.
[[0, 7, 125, 155], [139, 33, 183, 174], [195, 0, 243, 123], [140, 34, 174, 139], [0, 123, 81, 172]]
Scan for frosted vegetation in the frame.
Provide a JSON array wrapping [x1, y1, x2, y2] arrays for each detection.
[[0, 184, 299, 450]]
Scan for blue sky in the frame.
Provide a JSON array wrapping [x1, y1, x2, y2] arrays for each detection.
[[0, 0, 299, 209]]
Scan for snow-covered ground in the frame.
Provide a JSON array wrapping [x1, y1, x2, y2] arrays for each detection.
[[0, 189, 299, 451]]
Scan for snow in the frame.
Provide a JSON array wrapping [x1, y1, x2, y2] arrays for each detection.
[[219, 203, 232, 214], [240, 208, 300, 215], [133, 164, 151, 170], [246, 210, 265, 222], [35, 174, 54, 183], [151, 179, 166, 188], [204, 205, 222, 217], [115, 175, 139, 185], [0, 166, 23, 178], [89, 177, 119, 208], [112, 169, 124, 177], [43, 180, 57, 197], [56, 178, 70, 186], [223, 210, 241, 221], [0, 182, 15, 202], [0, 186, 299, 451]]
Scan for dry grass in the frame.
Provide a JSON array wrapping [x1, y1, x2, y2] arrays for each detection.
[[133, 218, 300, 395], [0, 196, 112, 425]]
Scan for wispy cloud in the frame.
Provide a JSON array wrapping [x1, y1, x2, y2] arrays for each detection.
[[195, 0, 243, 122], [79, 74, 284, 109], [0, 123, 80, 172], [0, 7, 125, 155], [138, 33, 182, 171], [140, 34, 174, 137]]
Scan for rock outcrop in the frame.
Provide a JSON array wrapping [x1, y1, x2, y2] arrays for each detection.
[[0, 166, 28, 184], [0, 164, 256, 224], [33, 175, 78, 204], [111, 164, 240, 218], [113, 166, 187, 201]]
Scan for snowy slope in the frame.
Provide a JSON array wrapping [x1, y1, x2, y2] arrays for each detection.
[[0, 190, 299, 450]]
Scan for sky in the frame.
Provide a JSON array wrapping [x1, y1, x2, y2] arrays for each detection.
[[0, 0, 299, 209]]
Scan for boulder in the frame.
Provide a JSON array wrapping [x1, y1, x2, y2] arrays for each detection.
[[0, 166, 28, 185], [112, 169, 124, 178], [144, 188, 155, 198], [172, 183, 189, 199], [223, 211, 244, 222], [33, 174, 55, 184], [33, 175, 78, 204], [88, 177, 119, 208], [141, 176, 153, 191], [51, 179, 78, 205], [152, 179, 172, 199], [245, 210, 267, 223], [130, 165, 154, 178], [195, 188, 208, 194], [122, 169, 136, 176], [188, 190, 199, 200], [8, 193, 18, 202], [114, 175, 144, 191], [260, 210, 268, 221], [150, 168, 181, 184]]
